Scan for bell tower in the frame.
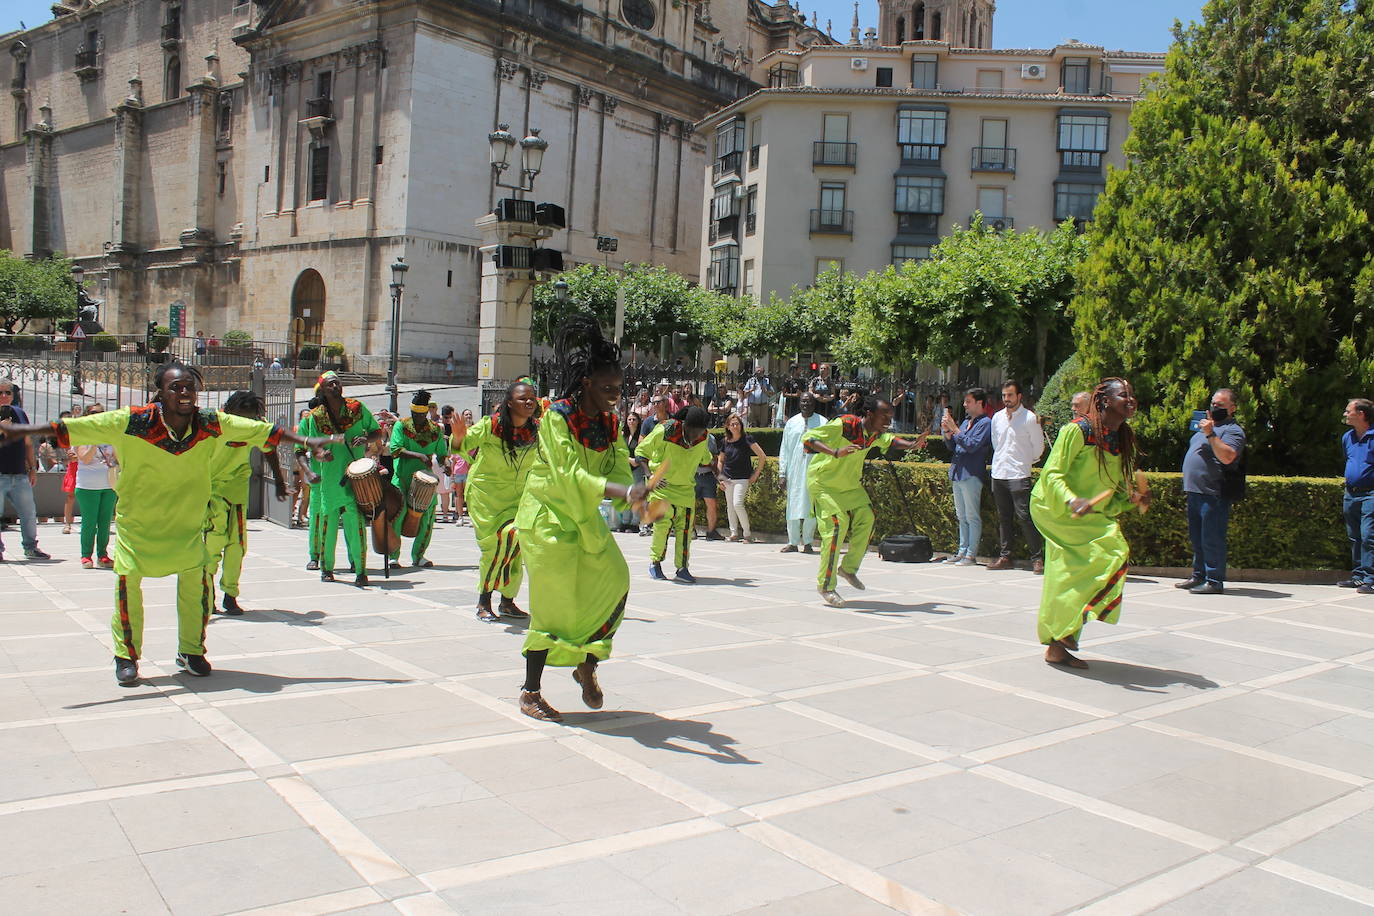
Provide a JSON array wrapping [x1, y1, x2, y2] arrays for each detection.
[[879, 0, 995, 48]]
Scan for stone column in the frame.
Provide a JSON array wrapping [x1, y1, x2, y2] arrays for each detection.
[[279, 62, 303, 233], [24, 103, 55, 259], [109, 78, 144, 257], [180, 67, 220, 260], [475, 212, 549, 381]]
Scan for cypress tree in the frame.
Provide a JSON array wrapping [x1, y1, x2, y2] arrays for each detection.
[[1071, 0, 1374, 474]]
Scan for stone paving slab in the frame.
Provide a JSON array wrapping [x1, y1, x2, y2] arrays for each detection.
[[2, 519, 1374, 915]]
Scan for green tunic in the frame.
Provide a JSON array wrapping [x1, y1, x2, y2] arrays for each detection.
[[802, 415, 896, 514], [58, 405, 281, 578], [295, 399, 379, 510], [389, 417, 448, 493], [516, 399, 633, 667], [633, 420, 711, 508], [1030, 421, 1133, 646], [464, 414, 538, 597]]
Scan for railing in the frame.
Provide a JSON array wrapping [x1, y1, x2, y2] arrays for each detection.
[[970, 146, 1016, 172], [160, 21, 181, 43], [970, 214, 1014, 230], [712, 150, 742, 180], [810, 209, 853, 235], [74, 47, 97, 69], [896, 212, 940, 234], [305, 96, 333, 119], [812, 141, 857, 167], [899, 143, 942, 163], [10, 76, 25, 91], [1060, 150, 1103, 168]]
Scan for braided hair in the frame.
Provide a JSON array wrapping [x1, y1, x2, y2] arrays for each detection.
[[151, 360, 204, 403], [1088, 377, 1142, 481], [223, 390, 265, 417], [553, 315, 621, 402], [498, 379, 536, 462]]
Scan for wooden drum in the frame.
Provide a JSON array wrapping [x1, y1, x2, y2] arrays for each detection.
[[402, 471, 438, 537], [346, 458, 384, 515]]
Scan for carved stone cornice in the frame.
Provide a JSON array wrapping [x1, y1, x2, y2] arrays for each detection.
[[497, 59, 518, 81], [527, 70, 547, 92], [602, 94, 618, 115], [577, 85, 594, 107]]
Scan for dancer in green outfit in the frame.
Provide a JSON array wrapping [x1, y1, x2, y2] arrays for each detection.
[[803, 397, 926, 607], [207, 391, 289, 616], [463, 379, 539, 622], [0, 362, 336, 686], [634, 406, 712, 584], [296, 403, 326, 571], [296, 372, 379, 587], [388, 390, 448, 568], [514, 317, 650, 722], [1030, 378, 1149, 668]]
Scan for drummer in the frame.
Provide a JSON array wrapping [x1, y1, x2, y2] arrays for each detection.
[[388, 390, 448, 568], [296, 372, 380, 587]]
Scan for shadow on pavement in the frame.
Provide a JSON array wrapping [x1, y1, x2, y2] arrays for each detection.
[[1220, 587, 1292, 599], [1062, 660, 1221, 694], [682, 577, 758, 588], [847, 600, 961, 616], [211, 608, 328, 627], [63, 670, 412, 708], [562, 712, 759, 764]]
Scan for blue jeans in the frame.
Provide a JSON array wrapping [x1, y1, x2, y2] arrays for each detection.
[[1343, 492, 1374, 584], [1186, 492, 1232, 586], [0, 473, 40, 554], [952, 476, 983, 558]]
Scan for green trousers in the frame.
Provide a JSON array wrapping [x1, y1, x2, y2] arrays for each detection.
[[113, 567, 213, 660], [651, 503, 694, 570], [391, 500, 436, 566], [206, 498, 246, 598], [319, 502, 369, 575], [308, 488, 359, 569], [76, 487, 117, 559], [816, 505, 875, 590]]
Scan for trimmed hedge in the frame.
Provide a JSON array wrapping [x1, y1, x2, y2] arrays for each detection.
[[695, 459, 1349, 570]]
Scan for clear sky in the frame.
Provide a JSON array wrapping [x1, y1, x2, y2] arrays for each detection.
[[3, 0, 1206, 53]]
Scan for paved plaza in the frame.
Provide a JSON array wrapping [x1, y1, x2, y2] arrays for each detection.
[[3, 520, 1374, 916]]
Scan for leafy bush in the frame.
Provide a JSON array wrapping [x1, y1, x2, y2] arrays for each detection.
[[1036, 353, 1084, 446], [92, 332, 120, 352], [223, 330, 254, 346], [150, 326, 171, 352], [324, 341, 345, 358], [5, 333, 40, 351], [695, 458, 1349, 570]]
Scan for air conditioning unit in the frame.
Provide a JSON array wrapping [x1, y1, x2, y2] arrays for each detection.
[[1021, 64, 1046, 79], [850, 58, 869, 71], [990, 219, 1007, 231]]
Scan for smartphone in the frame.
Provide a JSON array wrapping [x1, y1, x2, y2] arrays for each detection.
[[1188, 409, 1206, 433]]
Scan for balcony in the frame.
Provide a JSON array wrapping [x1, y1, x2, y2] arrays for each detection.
[[10, 76, 25, 97], [896, 212, 940, 234], [305, 96, 333, 119], [160, 21, 181, 48], [969, 214, 1014, 231], [810, 209, 853, 236], [899, 144, 942, 164], [971, 146, 1016, 173], [812, 141, 857, 168], [1060, 150, 1104, 169], [713, 150, 742, 181], [74, 47, 100, 82]]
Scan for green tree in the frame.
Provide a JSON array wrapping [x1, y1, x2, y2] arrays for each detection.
[[1070, 0, 1374, 474], [720, 267, 860, 360], [0, 251, 76, 335], [848, 219, 1087, 382]]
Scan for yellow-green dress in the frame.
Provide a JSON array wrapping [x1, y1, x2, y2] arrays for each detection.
[[462, 413, 538, 599], [1029, 420, 1133, 646], [803, 415, 895, 590], [515, 398, 633, 666]]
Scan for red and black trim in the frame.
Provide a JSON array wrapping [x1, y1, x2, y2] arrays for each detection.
[[550, 398, 618, 452], [116, 575, 138, 660], [120, 404, 222, 455], [310, 398, 365, 435], [1082, 562, 1128, 623], [1076, 418, 1121, 455], [662, 419, 706, 448], [400, 418, 442, 447], [587, 595, 627, 643], [840, 415, 883, 448], [51, 420, 70, 449], [490, 414, 538, 448]]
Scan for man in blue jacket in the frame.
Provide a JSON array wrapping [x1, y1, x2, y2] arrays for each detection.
[[941, 388, 992, 565]]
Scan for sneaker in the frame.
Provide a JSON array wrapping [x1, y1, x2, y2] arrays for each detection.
[[499, 597, 529, 619], [674, 567, 696, 584], [219, 595, 244, 617], [648, 562, 667, 580], [24, 548, 51, 560], [779, 544, 799, 553], [705, 529, 724, 541], [114, 656, 139, 687], [176, 653, 212, 676], [573, 661, 604, 709], [638, 528, 652, 537], [80, 557, 94, 569], [306, 559, 319, 571], [955, 557, 977, 567], [98, 556, 114, 569], [838, 570, 866, 591], [1358, 584, 1374, 595], [1337, 579, 1363, 588], [818, 587, 846, 608], [802, 544, 815, 554], [519, 689, 562, 722]]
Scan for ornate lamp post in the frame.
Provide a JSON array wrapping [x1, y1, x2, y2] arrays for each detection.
[[387, 257, 408, 413], [488, 124, 548, 194]]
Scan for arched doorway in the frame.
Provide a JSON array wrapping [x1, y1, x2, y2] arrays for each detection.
[[290, 269, 326, 360]]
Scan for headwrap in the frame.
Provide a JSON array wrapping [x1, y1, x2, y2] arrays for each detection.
[[410, 403, 430, 414], [315, 370, 339, 392]]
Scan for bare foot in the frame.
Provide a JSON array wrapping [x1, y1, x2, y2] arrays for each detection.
[[1045, 642, 1088, 669]]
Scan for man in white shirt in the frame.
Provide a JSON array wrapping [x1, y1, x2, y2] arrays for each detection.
[[988, 380, 1046, 573]]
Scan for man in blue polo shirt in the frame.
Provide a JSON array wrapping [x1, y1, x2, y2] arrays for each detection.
[[1339, 398, 1374, 594]]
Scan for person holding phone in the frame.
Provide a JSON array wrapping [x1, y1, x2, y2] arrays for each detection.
[[1177, 388, 1246, 594]]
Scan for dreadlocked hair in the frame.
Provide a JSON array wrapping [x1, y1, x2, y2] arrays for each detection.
[[151, 361, 203, 403], [223, 390, 265, 417], [1088, 377, 1142, 481], [411, 389, 432, 408], [498, 379, 536, 462], [553, 314, 621, 402]]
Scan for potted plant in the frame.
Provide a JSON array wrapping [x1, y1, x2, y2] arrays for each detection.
[[298, 343, 320, 370], [93, 332, 120, 357], [324, 340, 346, 370]]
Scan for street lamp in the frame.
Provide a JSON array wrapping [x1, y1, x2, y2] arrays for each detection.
[[70, 263, 85, 395], [387, 256, 408, 413], [489, 124, 549, 193]]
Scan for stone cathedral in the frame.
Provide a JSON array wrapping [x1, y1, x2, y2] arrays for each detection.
[[0, 0, 827, 368]]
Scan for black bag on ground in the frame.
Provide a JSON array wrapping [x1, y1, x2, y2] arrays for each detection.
[[879, 534, 933, 563]]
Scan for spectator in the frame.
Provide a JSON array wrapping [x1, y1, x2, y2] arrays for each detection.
[[779, 392, 825, 552], [1339, 398, 1374, 593], [988, 380, 1046, 573], [708, 389, 734, 426], [695, 430, 723, 540], [919, 394, 937, 433], [1178, 388, 1246, 595], [893, 382, 918, 432], [270, 356, 283, 370], [718, 414, 767, 542], [679, 383, 704, 411], [0, 378, 50, 560], [1071, 391, 1091, 421], [641, 396, 670, 438], [810, 363, 838, 418], [630, 388, 653, 422], [58, 409, 77, 533], [781, 365, 806, 419], [194, 331, 207, 361], [743, 365, 775, 427], [929, 392, 952, 434], [942, 388, 992, 566], [74, 403, 118, 569], [445, 350, 456, 380], [619, 413, 645, 533]]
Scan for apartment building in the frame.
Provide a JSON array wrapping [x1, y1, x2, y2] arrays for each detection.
[[699, 28, 1164, 306]]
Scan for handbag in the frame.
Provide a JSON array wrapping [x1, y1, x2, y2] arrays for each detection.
[[101, 447, 120, 489]]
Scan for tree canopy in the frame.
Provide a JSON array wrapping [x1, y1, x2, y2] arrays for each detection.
[[0, 251, 76, 335], [1069, 0, 1374, 474]]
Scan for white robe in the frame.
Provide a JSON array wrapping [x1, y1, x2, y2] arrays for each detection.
[[780, 411, 824, 521]]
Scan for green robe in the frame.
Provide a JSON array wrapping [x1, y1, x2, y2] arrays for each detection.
[[295, 399, 379, 510], [633, 420, 711, 508], [802, 415, 896, 514], [516, 399, 633, 667], [58, 405, 281, 578], [464, 414, 538, 597], [388, 417, 448, 562], [1030, 421, 1133, 646]]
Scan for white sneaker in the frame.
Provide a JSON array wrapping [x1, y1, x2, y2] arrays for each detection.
[[818, 587, 846, 608], [956, 557, 977, 567]]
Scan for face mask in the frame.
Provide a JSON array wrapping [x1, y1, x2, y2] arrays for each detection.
[[1209, 405, 1229, 423]]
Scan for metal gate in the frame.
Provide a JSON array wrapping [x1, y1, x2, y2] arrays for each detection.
[[254, 368, 298, 527]]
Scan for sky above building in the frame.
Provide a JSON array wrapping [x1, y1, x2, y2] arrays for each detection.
[[3, 0, 1206, 54]]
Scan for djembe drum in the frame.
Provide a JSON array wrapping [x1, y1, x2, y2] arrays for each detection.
[[402, 470, 438, 537]]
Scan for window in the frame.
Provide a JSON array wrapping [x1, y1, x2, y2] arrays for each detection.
[[819, 181, 846, 215], [975, 69, 1003, 90], [1055, 182, 1102, 222], [309, 145, 329, 201], [896, 17, 905, 44], [15, 59, 26, 89], [15, 102, 27, 138], [446, 270, 452, 288], [744, 185, 758, 235], [622, 0, 655, 31], [264, 165, 270, 182], [768, 63, 798, 88], [875, 67, 893, 88], [217, 161, 227, 197], [892, 245, 931, 265], [815, 258, 843, 280], [710, 245, 739, 292], [86, 29, 99, 54], [931, 12, 942, 41], [711, 185, 739, 220], [742, 259, 755, 299], [897, 108, 946, 161], [973, 118, 1012, 170], [218, 100, 232, 139], [316, 71, 332, 99], [1062, 58, 1090, 94], [911, 54, 938, 90], [976, 187, 1006, 219], [714, 118, 745, 178], [894, 175, 945, 214], [1057, 113, 1109, 168], [164, 6, 181, 41], [164, 55, 181, 100], [748, 117, 762, 168], [912, 2, 926, 39]]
